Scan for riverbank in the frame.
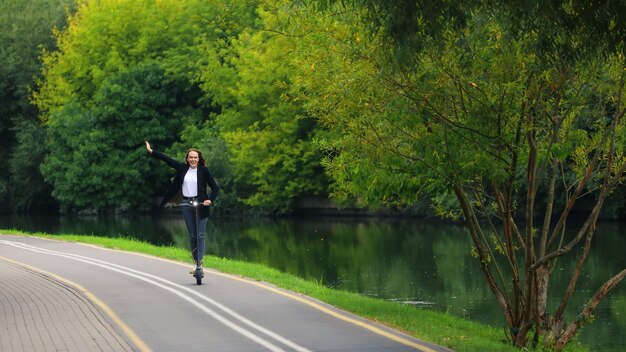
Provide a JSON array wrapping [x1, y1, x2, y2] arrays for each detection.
[[0, 229, 589, 352]]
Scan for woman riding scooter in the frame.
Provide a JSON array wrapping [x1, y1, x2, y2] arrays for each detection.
[[145, 141, 219, 277]]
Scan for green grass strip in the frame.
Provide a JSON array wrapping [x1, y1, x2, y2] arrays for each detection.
[[0, 229, 587, 352]]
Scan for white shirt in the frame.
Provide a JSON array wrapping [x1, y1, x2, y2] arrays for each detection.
[[182, 167, 198, 197]]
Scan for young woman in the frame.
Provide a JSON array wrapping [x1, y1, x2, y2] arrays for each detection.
[[145, 141, 219, 275]]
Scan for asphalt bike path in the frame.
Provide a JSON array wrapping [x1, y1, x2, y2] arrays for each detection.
[[0, 234, 451, 352]]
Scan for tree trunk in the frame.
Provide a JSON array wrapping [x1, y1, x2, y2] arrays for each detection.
[[536, 265, 550, 322], [453, 182, 514, 326]]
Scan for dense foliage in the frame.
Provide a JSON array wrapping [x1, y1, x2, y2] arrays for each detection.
[[34, 0, 258, 212], [196, 5, 329, 211], [30, 0, 328, 213], [42, 64, 188, 210], [0, 0, 74, 210]]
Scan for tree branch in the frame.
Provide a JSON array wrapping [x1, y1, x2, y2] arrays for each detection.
[[554, 269, 626, 351]]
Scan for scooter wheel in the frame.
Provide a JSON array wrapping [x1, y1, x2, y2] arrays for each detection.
[[195, 268, 203, 285]]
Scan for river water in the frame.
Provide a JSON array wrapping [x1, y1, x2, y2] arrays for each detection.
[[1, 213, 624, 351]]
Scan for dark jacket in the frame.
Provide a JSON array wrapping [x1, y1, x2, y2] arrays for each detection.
[[151, 150, 219, 219]]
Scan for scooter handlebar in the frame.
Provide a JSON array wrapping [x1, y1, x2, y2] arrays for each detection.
[[179, 201, 207, 207]]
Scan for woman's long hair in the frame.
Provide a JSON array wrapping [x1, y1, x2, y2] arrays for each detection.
[[186, 148, 206, 167]]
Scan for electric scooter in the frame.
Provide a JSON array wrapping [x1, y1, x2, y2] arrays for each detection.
[[181, 199, 205, 285]]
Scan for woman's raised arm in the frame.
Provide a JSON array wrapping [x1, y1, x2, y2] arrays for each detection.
[[145, 140, 153, 154]]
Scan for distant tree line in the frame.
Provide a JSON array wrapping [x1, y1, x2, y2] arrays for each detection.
[[0, 0, 74, 210], [1, 0, 625, 218]]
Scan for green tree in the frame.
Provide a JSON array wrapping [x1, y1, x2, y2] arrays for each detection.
[[290, 3, 626, 350], [35, 0, 255, 211], [0, 0, 75, 210], [198, 1, 329, 212], [8, 117, 54, 209], [42, 64, 185, 210]]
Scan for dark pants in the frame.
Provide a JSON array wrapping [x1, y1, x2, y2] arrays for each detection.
[[182, 205, 208, 265]]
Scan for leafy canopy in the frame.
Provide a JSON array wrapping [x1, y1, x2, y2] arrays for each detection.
[[198, 0, 329, 212], [36, 0, 235, 211]]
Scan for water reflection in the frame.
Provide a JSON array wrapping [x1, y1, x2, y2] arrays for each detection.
[[1, 213, 624, 351]]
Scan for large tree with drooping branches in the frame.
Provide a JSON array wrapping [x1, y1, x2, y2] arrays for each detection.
[[286, 1, 626, 349]]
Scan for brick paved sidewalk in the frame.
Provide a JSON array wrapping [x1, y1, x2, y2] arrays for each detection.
[[0, 258, 135, 352]]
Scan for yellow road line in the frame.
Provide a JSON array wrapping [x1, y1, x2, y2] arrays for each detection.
[[0, 255, 151, 352], [212, 272, 440, 352], [74, 242, 440, 352]]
